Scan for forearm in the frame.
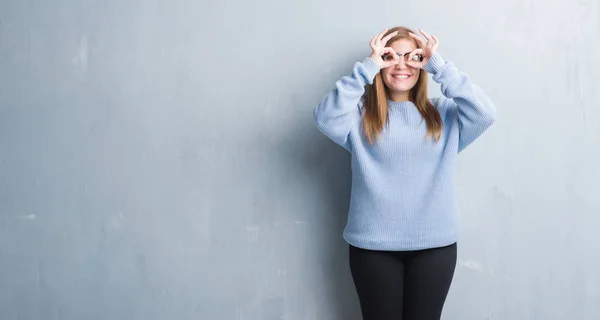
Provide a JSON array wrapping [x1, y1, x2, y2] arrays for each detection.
[[425, 53, 497, 151], [313, 57, 381, 148]]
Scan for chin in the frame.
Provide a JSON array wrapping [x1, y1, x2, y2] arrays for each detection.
[[386, 83, 417, 96], [384, 76, 418, 94], [390, 83, 415, 92]]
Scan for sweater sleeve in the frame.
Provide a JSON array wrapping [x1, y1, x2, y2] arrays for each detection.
[[313, 57, 381, 151], [424, 52, 497, 153]]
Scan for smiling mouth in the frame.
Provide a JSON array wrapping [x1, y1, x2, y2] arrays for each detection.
[[392, 74, 411, 80]]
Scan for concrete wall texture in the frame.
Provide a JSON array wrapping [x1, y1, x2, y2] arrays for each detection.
[[1, 0, 599, 319]]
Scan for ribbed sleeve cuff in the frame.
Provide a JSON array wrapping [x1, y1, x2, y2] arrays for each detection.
[[362, 57, 381, 84], [424, 52, 446, 74]]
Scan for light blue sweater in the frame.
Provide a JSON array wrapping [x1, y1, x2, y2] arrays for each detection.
[[313, 52, 496, 251]]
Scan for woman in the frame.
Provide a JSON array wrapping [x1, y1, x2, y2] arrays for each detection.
[[313, 26, 496, 320]]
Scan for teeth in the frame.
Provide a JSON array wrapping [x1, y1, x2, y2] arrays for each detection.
[[393, 75, 409, 79]]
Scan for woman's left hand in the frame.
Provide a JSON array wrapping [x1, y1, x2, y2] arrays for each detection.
[[407, 29, 439, 69]]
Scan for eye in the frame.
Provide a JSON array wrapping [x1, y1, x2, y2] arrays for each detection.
[[412, 54, 423, 62], [381, 53, 394, 61]]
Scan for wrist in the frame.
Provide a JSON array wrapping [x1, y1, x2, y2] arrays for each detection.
[[362, 56, 382, 83], [424, 52, 445, 74], [368, 54, 382, 68]]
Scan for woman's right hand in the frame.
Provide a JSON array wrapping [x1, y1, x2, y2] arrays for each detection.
[[369, 29, 399, 69]]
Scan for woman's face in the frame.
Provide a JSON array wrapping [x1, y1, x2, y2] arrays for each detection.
[[381, 38, 420, 98]]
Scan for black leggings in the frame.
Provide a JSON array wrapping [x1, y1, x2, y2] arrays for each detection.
[[349, 243, 457, 320]]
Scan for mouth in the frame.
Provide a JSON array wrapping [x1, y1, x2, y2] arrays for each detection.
[[392, 74, 411, 80]]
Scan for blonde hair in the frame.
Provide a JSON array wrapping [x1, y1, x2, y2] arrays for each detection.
[[363, 26, 443, 144]]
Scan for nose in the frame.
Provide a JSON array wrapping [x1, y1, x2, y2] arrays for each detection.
[[395, 56, 408, 68]]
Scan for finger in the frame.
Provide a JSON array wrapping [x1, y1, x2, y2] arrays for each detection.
[[420, 30, 436, 48], [407, 55, 425, 68], [381, 31, 398, 44], [383, 55, 402, 68], [431, 35, 440, 48], [377, 28, 388, 41], [381, 47, 398, 63], [370, 36, 377, 49], [406, 61, 424, 69], [420, 29, 433, 42], [409, 48, 424, 54], [382, 47, 397, 55], [408, 48, 424, 61], [409, 32, 427, 47]]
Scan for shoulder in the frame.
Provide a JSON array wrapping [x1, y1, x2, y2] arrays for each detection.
[[430, 96, 454, 112], [430, 96, 458, 124]]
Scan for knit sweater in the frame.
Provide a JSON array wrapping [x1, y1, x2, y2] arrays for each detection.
[[313, 52, 496, 251]]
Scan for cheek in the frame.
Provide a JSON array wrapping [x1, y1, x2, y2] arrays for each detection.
[[411, 69, 420, 82], [381, 67, 393, 77], [381, 69, 393, 84]]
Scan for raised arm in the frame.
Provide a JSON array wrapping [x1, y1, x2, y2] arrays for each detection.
[[313, 57, 380, 150], [408, 29, 496, 152], [425, 53, 497, 152], [313, 28, 402, 150]]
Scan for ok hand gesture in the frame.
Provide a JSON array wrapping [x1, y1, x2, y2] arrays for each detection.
[[368, 29, 400, 69], [407, 29, 440, 69]]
